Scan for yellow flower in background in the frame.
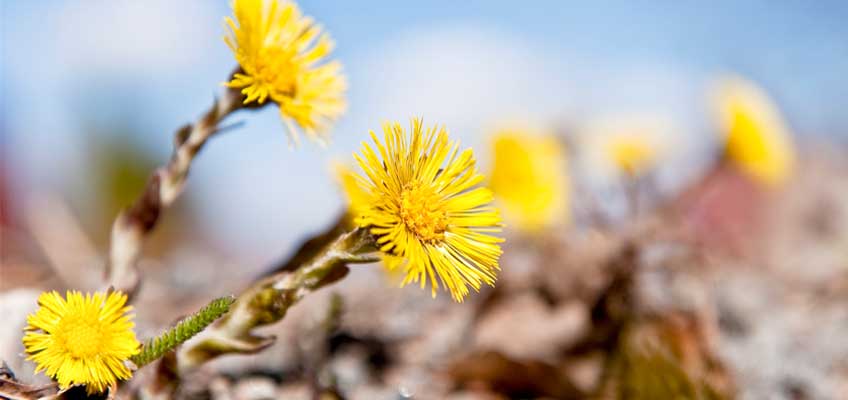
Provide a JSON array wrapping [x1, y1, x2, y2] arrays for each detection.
[[712, 76, 795, 186], [582, 115, 670, 179], [23, 291, 140, 394], [606, 134, 660, 177], [225, 0, 347, 144], [489, 131, 569, 233], [351, 119, 503, 302]]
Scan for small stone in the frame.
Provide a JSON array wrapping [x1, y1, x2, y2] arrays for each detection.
[[275, 382, 311, 400], [566, 354, 604, 392], [473, 294, 587, 361], [0, 289, 43, 384], [233, 377, 277, 400]]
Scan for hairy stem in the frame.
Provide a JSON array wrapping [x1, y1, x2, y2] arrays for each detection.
[[104, 84, 246, 296], [131, 296, 235, 368]]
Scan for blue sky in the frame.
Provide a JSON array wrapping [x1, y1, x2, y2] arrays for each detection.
[[2, 0, 847, 262]]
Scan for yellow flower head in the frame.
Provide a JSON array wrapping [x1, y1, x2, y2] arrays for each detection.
[[583, 115, 670, 179], [225, 0, 347, 143], [712, 76, 795, 186], [488, 130, 569, 233], [607, 135, 659, 177], [23, 291, 140, 394], [351, 119, 503, 302]]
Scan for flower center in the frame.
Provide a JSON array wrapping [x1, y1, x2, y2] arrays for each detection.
[[399, 183, 448, 243], [255, 48, 298, 96], [56, 315, 105, 359]]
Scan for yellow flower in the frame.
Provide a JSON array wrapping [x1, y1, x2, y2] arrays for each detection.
[[582, 115, 670, 178], [351, 119, 503, 302], [23, 291, 140, 394], [606, 135, 660, 177], [712, 76, 795, 186], [224, 0, 346, 144], [488, 130, 569, 232]]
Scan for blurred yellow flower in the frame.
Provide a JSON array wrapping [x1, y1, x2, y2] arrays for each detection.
[[225, 0, 346, 144], [582, 115, 670, 179], [606, 135, 660, 177], [489, 130, 569, 232], [351, 119, 503, 302], [23, 291, 140, 394], [712, 76, 795, 186]]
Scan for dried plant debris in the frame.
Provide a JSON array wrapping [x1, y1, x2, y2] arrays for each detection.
[[0, 363, 58, 400], [449, 351, 582, 399], [598, 314, 735, 400]]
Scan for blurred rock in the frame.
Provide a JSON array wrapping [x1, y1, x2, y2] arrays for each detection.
[[0, 289, 44, 386], [599, 313, 735, 399], [275, 383, 311, 400], [565, 353, 604, 393], [448, 351, 581, 399], [473, 293, 587, 361], [232, 377, 276, 400]]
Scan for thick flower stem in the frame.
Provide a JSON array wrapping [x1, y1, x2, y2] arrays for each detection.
[[104, 83, 246, 296], [176, 228, 376, 374]]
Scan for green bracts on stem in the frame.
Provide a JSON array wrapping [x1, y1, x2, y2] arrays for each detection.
[[131, 296, 235, 367]]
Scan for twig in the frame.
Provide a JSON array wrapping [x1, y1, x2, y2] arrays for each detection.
[[104, 84, 246, 296], [0, 377, 59, 400]]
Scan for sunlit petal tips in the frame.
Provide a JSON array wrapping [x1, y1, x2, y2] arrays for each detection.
[[224, 0, 347, 143], [22, 291, 140, 394], [350, 119, 504, 302]]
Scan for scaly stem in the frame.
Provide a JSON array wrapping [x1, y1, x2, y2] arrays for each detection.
[[104, 83, 246, 296]]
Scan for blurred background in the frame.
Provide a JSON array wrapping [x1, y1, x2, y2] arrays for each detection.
[[4, 0, 847, 265], [2, 1, 848, 399]]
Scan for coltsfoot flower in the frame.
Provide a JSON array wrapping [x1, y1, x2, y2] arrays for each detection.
[[582, 115, 671, 179], [712, 76, 795, 186], [22, 290, 140, 394], [350, 119, 503, 302], [489, 129, 569, 233], [224, 0, 346, 144], [608, 138, 658, 177]]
